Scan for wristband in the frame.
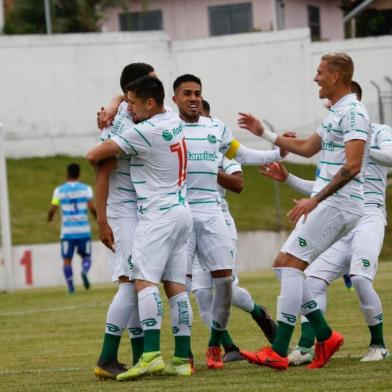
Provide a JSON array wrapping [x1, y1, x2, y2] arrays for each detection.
[[262, 129, 278, 144]]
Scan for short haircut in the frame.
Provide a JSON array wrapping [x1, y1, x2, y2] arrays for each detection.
[[202, 99, 210, 116], [127, 76, 165, 106], [173, 74, 202, 92], [67, 163, 80, 179], [120, 63, 154, 92], [321, 52, 354, 85], [351, 80, 362, 101]]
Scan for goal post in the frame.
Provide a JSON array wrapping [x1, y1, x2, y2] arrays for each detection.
[[0, 123, 14, 292]]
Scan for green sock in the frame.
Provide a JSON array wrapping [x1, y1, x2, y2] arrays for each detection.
[[306, 309, 332, 342], [98, 333, 121, 364], [131, 337, 144, 365], [369, 323, 385, 347], [220, 330, 235, 348], [174, 336, 191, 358], [209, 327, 224, 347], [143, 330, 160, 353], [250, 304, 265, 319], [272, 321, 294, 357], [298, 321, 316, 348]]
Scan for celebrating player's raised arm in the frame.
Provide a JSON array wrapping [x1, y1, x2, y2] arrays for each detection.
[[87, 140, 124, 166], [260, 162, 314, 196], [238, 113, 322, 158]]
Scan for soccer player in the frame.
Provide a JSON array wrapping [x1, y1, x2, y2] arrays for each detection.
[[188, 99, 277, 362], [87, 76, 193, 379], [172, 74, 284, 369], [47, 163, 96, 293], [94, 63, 156, 379], [259, 92, 392, 364], [238, 52, 371, 370]]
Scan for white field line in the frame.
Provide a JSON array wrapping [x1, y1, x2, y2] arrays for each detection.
[[0, 304, 103, 317]]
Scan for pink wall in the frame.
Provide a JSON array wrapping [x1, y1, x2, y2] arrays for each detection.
[[102, 0, 274, 39], [102, 0, 344, 41], [283, 0, 344, 40]]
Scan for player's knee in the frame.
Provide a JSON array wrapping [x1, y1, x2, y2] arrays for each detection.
[[307, 276, 328, 297]]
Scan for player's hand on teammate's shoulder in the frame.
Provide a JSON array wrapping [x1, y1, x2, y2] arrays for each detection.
[[97, 106, 117, 130], [287, 197, 319, 224], [237, 112, 264, 136], [259, 162, 288, 182]]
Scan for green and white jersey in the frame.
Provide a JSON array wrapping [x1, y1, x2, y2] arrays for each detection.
[[364, 123, 392, 215], [100, 102, 137, 218], [217, 153, 242, 213], [312, 93, 371, 215], [112, 110, 188, 221], [183, 116, 233, 213]]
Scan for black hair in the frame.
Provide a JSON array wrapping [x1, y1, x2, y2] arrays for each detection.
[[120, 63, 154, 92], [351, 80, 362, 101], [127, 76, 165, 106], [202, 99, 210, 116], [67, 163, 80, 179], [173, 74, 202, 92]]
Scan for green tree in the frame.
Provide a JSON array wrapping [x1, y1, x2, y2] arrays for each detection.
[[4, 0, 129, 34]]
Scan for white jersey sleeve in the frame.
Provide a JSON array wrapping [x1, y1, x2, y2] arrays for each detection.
[[112, 122, 153, 157]]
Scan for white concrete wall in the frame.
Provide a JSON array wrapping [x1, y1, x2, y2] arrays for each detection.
[[0, 230, 288, 290], [1, 29, 392, 159]]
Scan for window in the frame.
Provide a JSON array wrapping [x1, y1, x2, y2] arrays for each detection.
[[307, 5, 321, 41], [209, 3, 253, 36], [119, 10, 163, 31]]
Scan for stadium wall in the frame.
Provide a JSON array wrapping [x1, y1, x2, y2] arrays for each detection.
[[0, 230, 288, 290], [1, 29, 392, 159]]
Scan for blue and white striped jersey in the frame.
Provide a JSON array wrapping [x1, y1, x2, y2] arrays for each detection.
[[51, 181, 93, 239]]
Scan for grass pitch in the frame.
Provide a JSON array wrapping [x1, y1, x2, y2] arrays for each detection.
[[1, 264, 392, 392]]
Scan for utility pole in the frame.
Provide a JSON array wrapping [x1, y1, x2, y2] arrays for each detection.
[[44, 0, 52, 34]]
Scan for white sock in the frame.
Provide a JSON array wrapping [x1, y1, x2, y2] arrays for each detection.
[[193, 288, 213, 327], [351, 275, 383, 326], [138, 286, 163, 332], [211, 276, 232, 331], [169, 292, 193, 337], [185, 276, 192, 296], [307, 276, 328, 313], [127, 287, 143, 339], [300, 278, 320, 316], [276, 268, 304, 326], [105, 283, 136, 336], [232, 285, 254, 313]]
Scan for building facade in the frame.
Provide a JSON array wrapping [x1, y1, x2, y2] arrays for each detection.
[[102, 0, 345, 41]]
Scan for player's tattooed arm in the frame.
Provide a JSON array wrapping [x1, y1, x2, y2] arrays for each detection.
[[314, 167, 352, 203], [314, 139, 366, 203], [287, 139, 365, 224]]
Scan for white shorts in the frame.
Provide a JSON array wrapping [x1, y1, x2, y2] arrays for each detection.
[[130, 211, 193, 285], [222, 209, 238, 241], [191, 238, 239, 292], [187, 212, 235, 274], [107, 215, 137, 282], [307, 210, 385, 282], [281, 203, 361, 264]]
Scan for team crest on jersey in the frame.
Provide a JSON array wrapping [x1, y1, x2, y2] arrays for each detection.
[[162, 130, 173, 141], [207, 134, 217, 144]]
